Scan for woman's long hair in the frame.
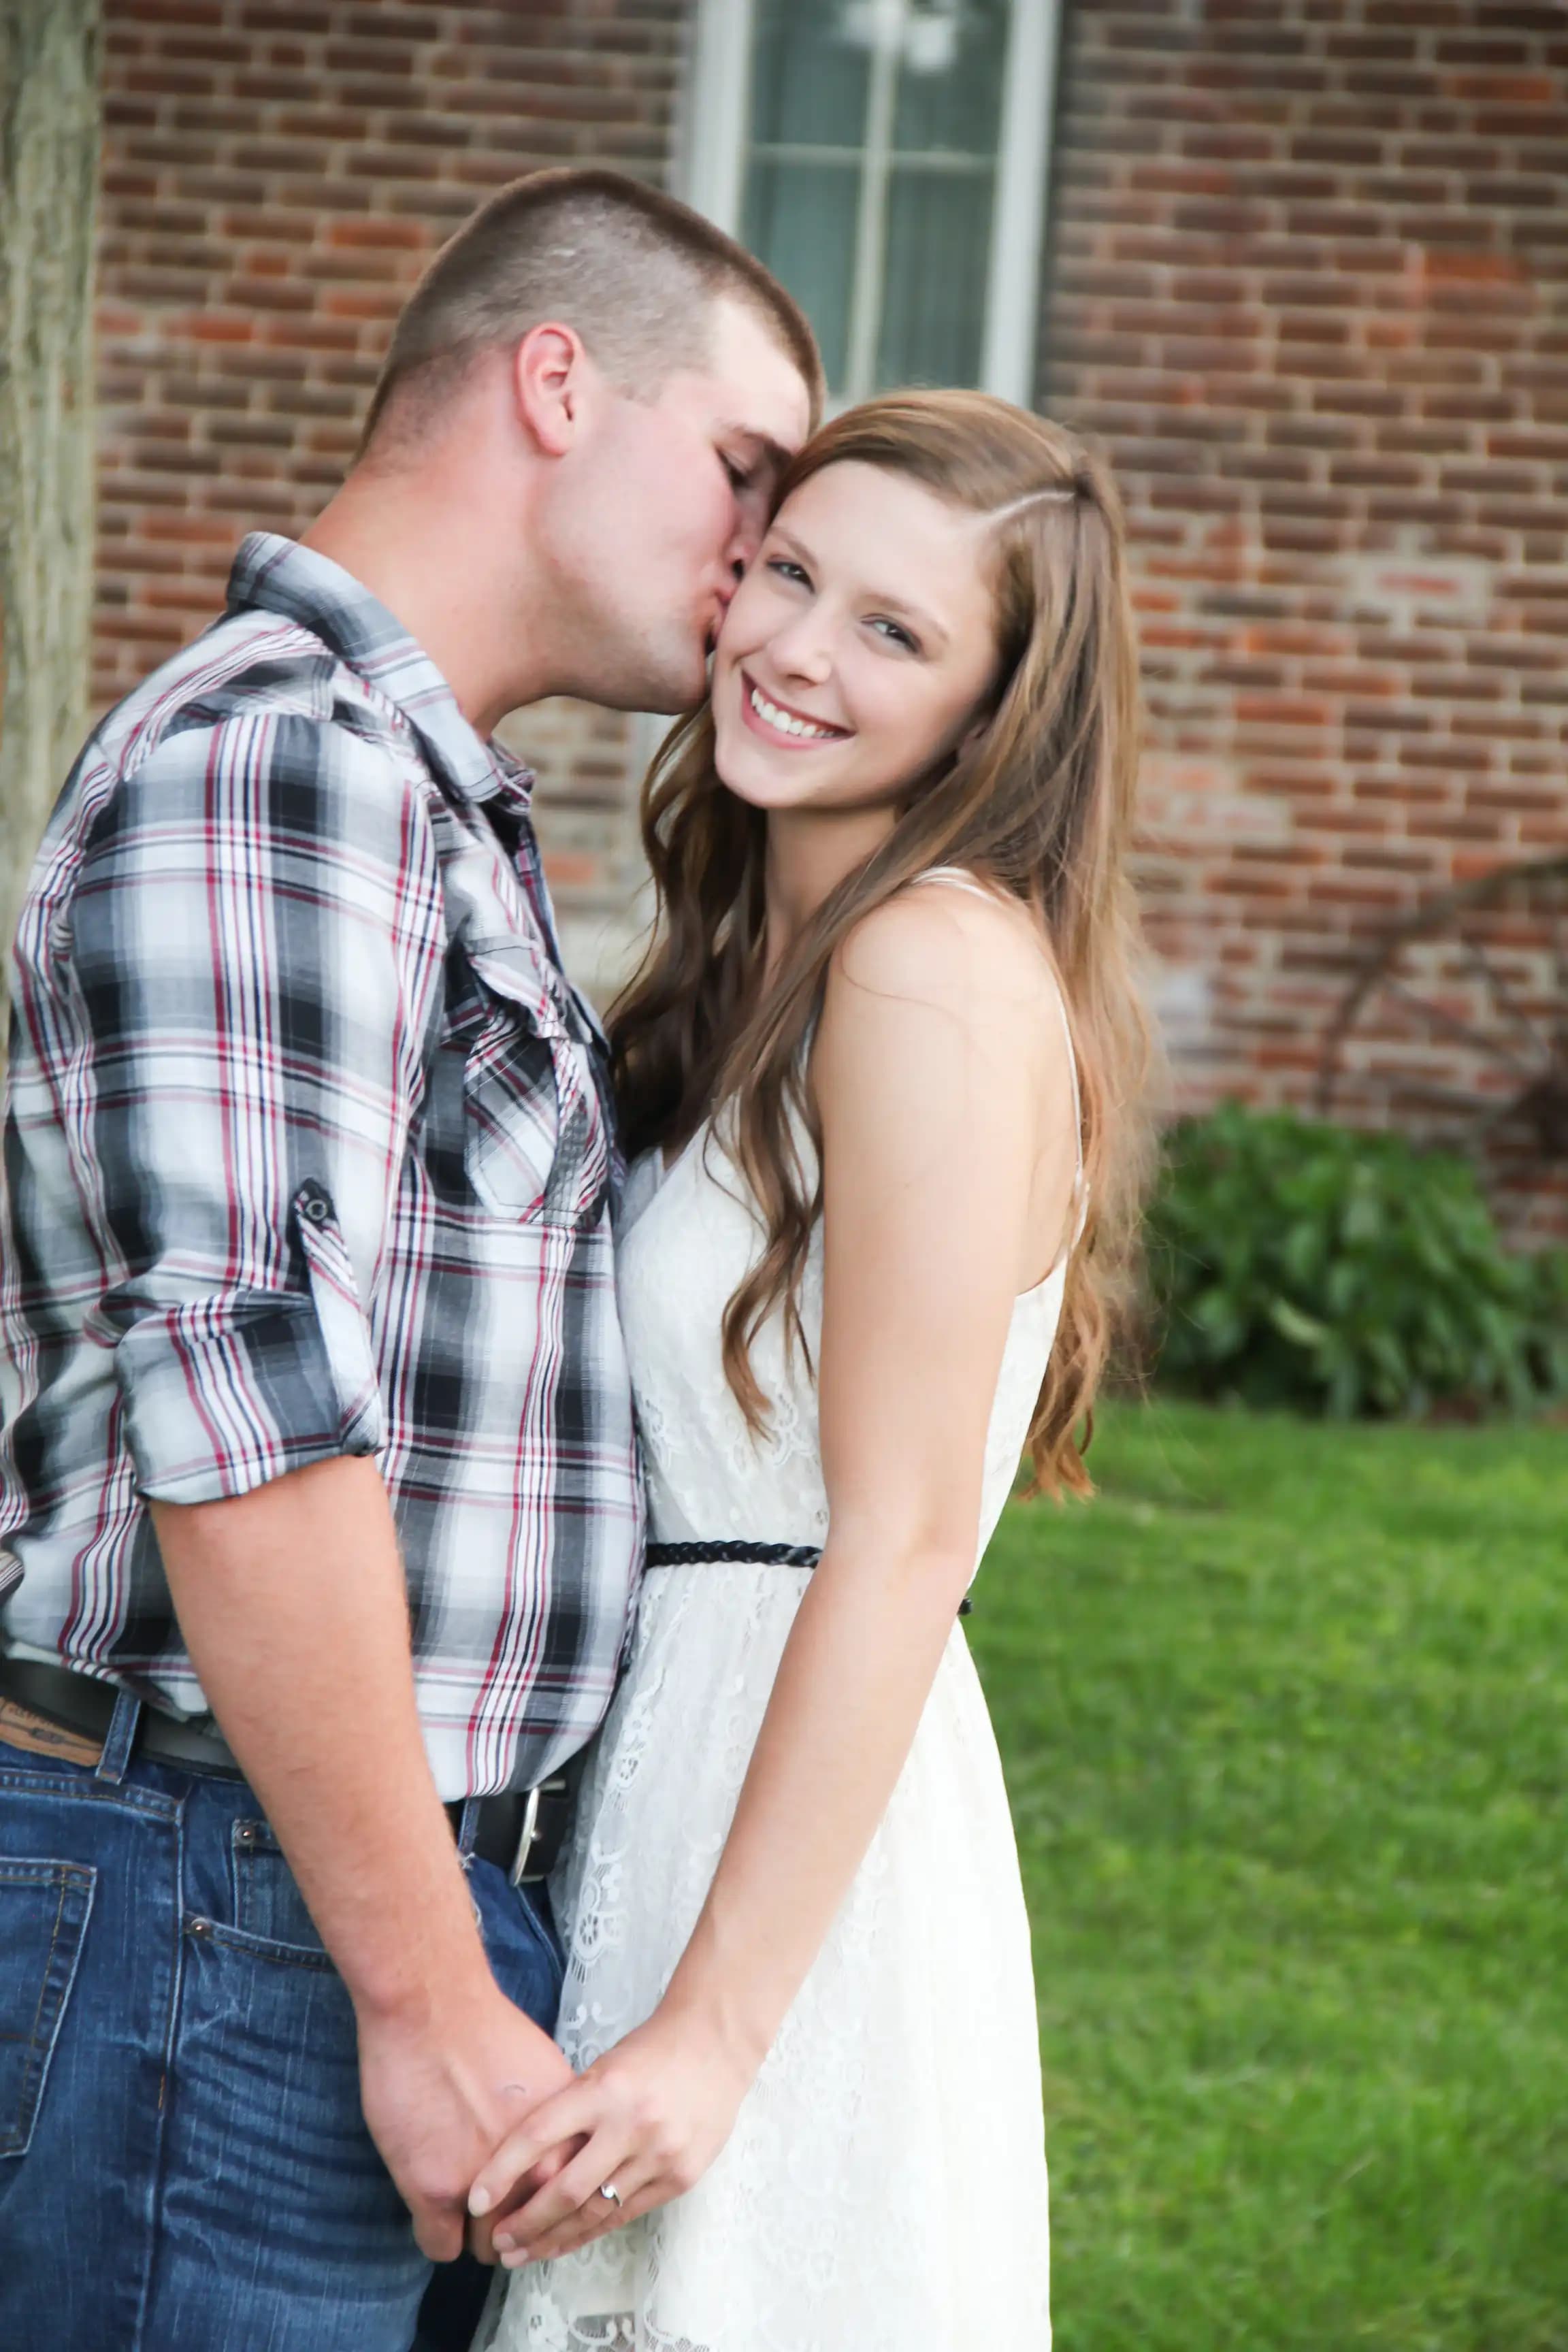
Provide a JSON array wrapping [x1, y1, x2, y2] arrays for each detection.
[[608, 389, 1155, 1496]]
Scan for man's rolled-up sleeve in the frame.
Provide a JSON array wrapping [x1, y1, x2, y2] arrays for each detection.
[[68, 712, 444, 1505]]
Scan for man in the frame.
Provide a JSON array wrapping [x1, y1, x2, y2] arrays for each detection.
[[0, 166, 817, 2352]]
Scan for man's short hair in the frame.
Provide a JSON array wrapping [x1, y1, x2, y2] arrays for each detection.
[[360, 167, 824, 455]]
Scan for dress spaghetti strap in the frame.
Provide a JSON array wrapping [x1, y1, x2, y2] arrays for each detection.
[[912, 862, 996, 904]]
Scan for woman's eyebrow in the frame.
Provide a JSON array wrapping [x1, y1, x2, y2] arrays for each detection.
[[768, 523, 819, 568], [765, 525, 948, 644], [871, 589, 948, 647]]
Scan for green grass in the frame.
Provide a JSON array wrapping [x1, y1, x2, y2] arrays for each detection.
[[973, 1402, 1568, 2352]]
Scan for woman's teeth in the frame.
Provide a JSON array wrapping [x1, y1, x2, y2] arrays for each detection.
[[749, 685, 840, 742]]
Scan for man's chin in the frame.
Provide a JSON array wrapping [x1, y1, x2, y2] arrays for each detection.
[[635, 661, 713, 720], [578, 635, 710, 718]]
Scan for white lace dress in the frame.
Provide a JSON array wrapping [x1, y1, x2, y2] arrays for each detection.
[[491, 1053, 1066, 2349]]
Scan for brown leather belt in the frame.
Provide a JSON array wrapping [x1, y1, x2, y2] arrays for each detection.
[[0, 1653, 577, 1886], [0, 1654, 244, 1774]]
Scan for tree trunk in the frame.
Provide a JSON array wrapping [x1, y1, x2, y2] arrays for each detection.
[[0, 0, 99, 1022]]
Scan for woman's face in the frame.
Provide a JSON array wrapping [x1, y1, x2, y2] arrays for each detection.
[[710, 460, 1002, 819]]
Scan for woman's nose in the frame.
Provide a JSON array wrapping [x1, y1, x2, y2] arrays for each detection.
[[766, 615, 834, 685]]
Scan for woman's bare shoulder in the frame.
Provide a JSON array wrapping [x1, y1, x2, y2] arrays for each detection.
[[830, 873, 1061, 1024]]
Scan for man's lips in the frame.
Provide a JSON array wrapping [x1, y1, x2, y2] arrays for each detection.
[[738, 668, 851, 749]]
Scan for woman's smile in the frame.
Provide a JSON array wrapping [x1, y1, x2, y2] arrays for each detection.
[[738, 668, 852, 749]]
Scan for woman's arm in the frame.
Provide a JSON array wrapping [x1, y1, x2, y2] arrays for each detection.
[[471, 885, 1074, 2263]]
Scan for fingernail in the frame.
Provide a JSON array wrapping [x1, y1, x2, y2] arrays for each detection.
[[492, 2231, 514, 2253], [502, 2248, 529, 2270], [468, 2187, 492, 2217]]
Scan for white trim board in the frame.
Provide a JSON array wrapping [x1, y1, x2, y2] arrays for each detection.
[[680, 0, 1062, 409]]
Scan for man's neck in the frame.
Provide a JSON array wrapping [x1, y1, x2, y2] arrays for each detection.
[[302, 467, 550, 737]]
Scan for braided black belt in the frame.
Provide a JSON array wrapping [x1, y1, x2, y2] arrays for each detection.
[[643, 1539, 973, 1616], [644, 1539, 822, 1568]]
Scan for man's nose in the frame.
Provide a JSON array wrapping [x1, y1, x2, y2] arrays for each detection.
[[726, 510, 763, 577]]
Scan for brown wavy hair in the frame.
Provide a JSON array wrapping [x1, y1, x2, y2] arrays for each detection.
[[608, 389, 1154, 1497]]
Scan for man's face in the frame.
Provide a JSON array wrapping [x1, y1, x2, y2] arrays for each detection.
[[548, 298, 813, 713]]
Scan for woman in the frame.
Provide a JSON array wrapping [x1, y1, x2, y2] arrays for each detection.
[[473, 390, 1152, 2349]]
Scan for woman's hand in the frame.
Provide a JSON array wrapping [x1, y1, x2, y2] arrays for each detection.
[[468, 2003, 757, 2267]]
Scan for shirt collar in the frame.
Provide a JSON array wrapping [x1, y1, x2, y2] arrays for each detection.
[[226, 532, 534, 816]]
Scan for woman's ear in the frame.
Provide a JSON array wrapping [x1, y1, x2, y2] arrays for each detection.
[[955, 709, 992, 763]]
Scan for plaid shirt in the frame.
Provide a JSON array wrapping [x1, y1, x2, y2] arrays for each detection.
[[0, 534, 640, 1798]]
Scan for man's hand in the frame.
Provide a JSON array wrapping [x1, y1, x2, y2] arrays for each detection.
[[357, 1974, 576, 2262]]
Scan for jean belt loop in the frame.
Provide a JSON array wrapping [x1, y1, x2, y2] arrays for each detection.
[[95, 1686, 142, 1785], [455, 1795, 481, 1861]]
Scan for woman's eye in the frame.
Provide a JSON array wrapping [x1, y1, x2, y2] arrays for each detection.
[[722, 455, 754, 492], [766, 558, 811, 587], [870, 616, 919, 653]]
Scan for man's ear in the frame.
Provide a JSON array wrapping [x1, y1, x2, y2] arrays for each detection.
[[512, 322, 589, 459]]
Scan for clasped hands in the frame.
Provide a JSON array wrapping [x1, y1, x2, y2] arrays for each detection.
[[464, 2002, 755, 2272]]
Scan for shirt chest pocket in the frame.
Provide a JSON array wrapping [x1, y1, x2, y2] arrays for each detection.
[[448, 938, 611, 1231]]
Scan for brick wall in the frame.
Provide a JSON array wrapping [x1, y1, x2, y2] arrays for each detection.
[[95, 0, 689, 990], [90, 1, 1568, 1220], [1043, 0, 1568, 1228]]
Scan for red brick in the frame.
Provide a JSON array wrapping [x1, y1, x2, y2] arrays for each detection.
[[1447, 73, 1558, 101], [1421, 248, 1530, 286]]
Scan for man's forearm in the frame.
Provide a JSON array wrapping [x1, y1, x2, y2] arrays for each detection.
[[152, 1453, 488, 2022], [153, 1452, 574, 2257]]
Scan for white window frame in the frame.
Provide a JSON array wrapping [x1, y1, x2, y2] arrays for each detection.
[[679, 0, 1062, 409]]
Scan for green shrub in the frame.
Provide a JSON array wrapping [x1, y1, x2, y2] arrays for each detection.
[[1147, 1102, 1568, 1417]]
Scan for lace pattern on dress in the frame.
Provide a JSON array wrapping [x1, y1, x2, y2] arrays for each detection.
[[491, 1102, 1058, 2351]]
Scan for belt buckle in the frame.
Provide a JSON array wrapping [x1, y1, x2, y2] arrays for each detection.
[[506, 1782, 544, 1887], [507, 1773, 568, 1886]]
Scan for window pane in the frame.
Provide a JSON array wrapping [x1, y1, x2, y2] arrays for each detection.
[[893, 0, 1010, 153], [750, 0, 870, 148], [877, 163, 996, 387], [742, 159, 861, 394]]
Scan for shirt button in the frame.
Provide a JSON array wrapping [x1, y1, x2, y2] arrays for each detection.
[[301, 1195, 329, 1224]]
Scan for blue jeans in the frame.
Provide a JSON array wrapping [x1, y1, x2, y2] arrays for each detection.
[[0, 1690, 564, 2352]]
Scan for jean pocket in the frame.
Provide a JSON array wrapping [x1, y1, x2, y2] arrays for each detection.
[[0, 1858, 96, 2159], [224, 1820, 333, 1967], [469, 1862, 565, 2031]]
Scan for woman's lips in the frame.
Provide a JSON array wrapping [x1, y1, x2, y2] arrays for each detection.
[[738, 669, 851, 750]]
